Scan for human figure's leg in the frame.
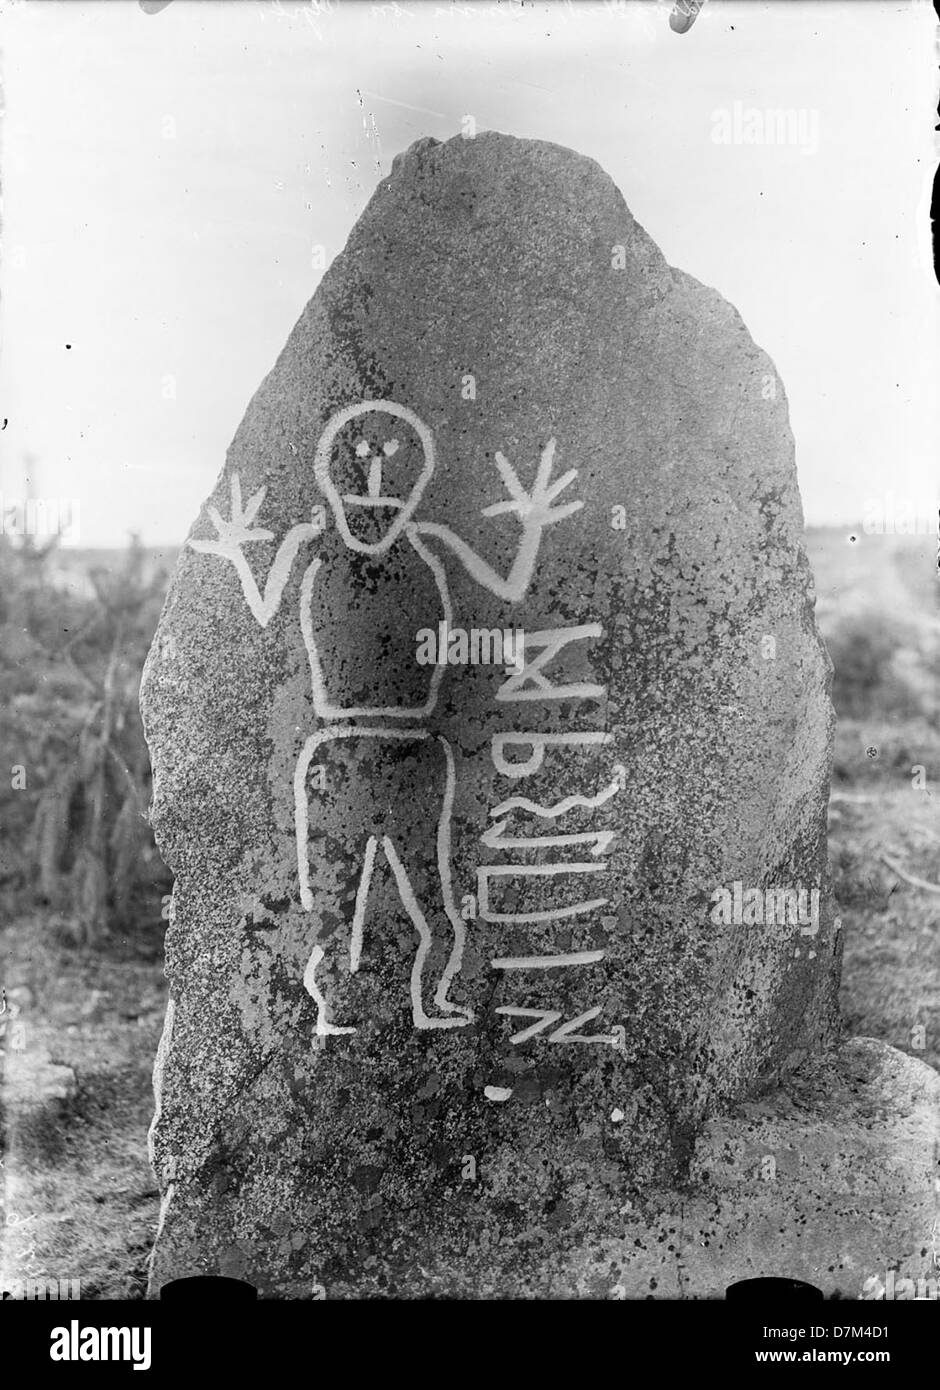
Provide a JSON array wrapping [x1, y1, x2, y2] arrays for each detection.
[[295, 730, 379, 1035], [302, 833, 380, 1036], [383, 735, 472, 1029], [295, 728, 472, 1034]]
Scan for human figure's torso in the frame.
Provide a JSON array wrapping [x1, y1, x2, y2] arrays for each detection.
[[304, 529, 451, 720]]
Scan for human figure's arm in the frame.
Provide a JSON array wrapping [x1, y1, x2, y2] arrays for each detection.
[[414, 438, 582, 603], [189, 473, 323, 627]]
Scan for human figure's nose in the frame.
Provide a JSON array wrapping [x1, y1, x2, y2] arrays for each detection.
[[367, 454, 382, 498]]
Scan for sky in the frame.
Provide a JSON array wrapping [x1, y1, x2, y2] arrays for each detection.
[[1, 0, 937, 546]]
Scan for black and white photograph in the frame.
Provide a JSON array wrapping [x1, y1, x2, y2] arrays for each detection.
[[0, 0, 938, 1358]]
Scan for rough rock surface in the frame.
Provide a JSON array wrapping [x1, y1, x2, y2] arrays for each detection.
[[143, 131, 848, 1297], [659, 1039, 940, 1299]]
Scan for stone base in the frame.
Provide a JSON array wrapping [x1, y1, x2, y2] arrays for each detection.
[[148, 1038, 939, 1298], [613, 1037, 940, 1299]]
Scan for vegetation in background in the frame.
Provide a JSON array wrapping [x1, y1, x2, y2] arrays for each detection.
[[0, 533, 173, 943], [825, 608, 937, 724]]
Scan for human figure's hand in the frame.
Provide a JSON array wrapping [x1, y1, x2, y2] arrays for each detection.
[[482, 438, 583, 532], [191, 474, 274, 555], [188, 473, 323, 627]]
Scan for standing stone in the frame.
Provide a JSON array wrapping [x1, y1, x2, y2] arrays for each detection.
[[142, 133, 936, 1298]]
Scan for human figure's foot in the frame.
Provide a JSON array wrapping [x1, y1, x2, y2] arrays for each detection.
[[305, 945, 357, 1035], [415, 1003, 474, 1029], [315, 1020, 357, 1037]]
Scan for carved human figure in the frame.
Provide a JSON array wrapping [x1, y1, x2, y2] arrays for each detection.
[[190, 400, 581, 1034]]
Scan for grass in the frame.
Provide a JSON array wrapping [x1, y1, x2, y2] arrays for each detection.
[[830, 724, 940, 1074]]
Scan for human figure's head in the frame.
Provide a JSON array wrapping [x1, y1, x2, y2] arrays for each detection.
[[314, 400, 436, 554]]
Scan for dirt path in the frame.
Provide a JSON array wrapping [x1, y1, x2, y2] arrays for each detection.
[[1, 918, 166, 1299]]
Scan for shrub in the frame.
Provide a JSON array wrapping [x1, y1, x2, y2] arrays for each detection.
[[0, 533, 173, 943], [822, 608, 926, 720]]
